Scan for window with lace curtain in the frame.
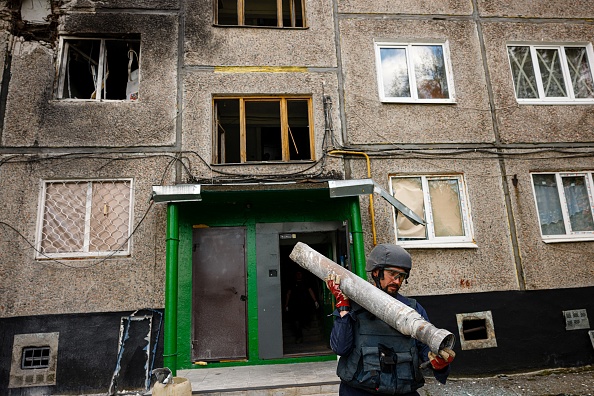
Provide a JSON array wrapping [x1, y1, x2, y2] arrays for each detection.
[[531, 172, 594, 242], [389, 175, 475, 248], [507, 44, 594, 103], [36, 179, 133, 258]]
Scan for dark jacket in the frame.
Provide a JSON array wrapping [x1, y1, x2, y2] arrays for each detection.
[[330, 294, 449, 395]]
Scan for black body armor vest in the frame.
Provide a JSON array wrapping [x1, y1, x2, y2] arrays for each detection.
[[336, 300, 425, 394]]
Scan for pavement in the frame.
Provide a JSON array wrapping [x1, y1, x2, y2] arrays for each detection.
[[175, 360, 594, 396]]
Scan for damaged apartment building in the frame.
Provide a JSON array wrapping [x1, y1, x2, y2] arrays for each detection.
[[0, 0, 593, 394]]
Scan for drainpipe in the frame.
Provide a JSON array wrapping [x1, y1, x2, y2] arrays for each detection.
[[164, 203, 179, 374], [329, 150, 377, 246], [349, 198, 367, 278]]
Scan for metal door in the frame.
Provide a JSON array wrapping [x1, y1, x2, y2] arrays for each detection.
[[192, 227, 247, 361]]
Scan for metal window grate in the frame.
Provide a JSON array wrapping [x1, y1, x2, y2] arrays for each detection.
[[39, 180, 132, 258], [564, 309, 590, 331], [21, 347, 50, 369]]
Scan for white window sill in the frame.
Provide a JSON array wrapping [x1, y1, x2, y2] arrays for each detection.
[[515, 99, 594, 105], [397, 241, 478, 249], [36, 252, 130, 260], [542, 235, 594, 243], [380, 99, 456, 104]]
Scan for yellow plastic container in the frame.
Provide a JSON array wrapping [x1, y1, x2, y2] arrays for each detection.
[[152, 377, 191, 396]]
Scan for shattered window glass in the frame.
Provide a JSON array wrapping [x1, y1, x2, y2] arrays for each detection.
[[391, 175, 472, 245], [58, 37, 140, 101]]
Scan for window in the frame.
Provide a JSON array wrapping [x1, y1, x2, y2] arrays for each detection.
[[507, 44, 594, 103], [531, 172, 594, 242], [9, 333, 58, 389], [390, 175, 474, 247], [216, 0, 305, 28], [375, 42, 454, 103], [214, 96, 313, 164], [57, 37, 140, 101], [36, 179, 133, 258], [21, 347, 50, 369]]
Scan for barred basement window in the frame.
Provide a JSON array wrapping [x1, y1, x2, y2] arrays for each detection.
[[36, 179, 133, 259], [21, 347, 50, 369], [57, 37, 140, 101]]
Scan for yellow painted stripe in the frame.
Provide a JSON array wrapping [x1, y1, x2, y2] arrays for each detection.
[[214, 66, 308, 73]]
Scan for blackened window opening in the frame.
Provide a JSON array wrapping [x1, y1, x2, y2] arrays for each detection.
[[462, 319, 488, 341], [60, 38, 140, 100], [215, 97, 312, 164], [217, 0, 305, 27], [21, 347, 50, 369]]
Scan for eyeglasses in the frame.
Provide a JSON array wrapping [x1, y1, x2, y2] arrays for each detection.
[[383, 269, 408, 282]]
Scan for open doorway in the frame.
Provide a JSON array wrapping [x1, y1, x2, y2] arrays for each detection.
[[279, 232, 347, 357]]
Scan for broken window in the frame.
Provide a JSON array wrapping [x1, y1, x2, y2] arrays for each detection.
[[216, 0, 305, 27], [390, 175, 474, 247], [375, 42, 455, 103], [36, 179, 133, 258], [531, 172, 594, 242], [507, 44, 594, 102], [214, 96, 313, 164], [57, 37, 140, 101]]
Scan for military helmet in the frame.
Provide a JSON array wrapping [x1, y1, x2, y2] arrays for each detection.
[[366, 243, 412, 272]]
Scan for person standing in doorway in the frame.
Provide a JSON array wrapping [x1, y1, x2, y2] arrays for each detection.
[[285, 270, 320, 343]]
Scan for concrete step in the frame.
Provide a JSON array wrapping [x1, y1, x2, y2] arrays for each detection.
[[178, 361, 340, 396], [195, 383, 339, 395]]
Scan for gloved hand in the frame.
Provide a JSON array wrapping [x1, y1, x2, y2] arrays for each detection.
[[428, 348, 456, 370], [325, 272, 350, 309]]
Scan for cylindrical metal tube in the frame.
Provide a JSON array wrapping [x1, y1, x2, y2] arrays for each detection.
[[289, 242, 455, 354]]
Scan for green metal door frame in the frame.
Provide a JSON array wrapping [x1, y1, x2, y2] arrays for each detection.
[[162, 190, 366, 371]]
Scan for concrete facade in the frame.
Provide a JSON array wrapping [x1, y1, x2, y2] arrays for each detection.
[[0, 0, 593, 394]]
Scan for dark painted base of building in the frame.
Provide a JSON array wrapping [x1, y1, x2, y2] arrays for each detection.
[[416, 286, 594, 376], [1, 287, 593, 394], [0, 309, 164, 395]]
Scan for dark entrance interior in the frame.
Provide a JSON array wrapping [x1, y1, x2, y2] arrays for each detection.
[[279, 232, 348, 357]]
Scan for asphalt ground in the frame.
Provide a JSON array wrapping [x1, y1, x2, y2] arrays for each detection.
[[420, 366, 594, 396]]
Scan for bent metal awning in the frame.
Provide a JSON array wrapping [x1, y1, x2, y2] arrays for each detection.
[[151, 179, 425, 226]]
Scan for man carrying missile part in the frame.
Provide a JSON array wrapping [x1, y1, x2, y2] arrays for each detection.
[[327, 243, 455, 395]]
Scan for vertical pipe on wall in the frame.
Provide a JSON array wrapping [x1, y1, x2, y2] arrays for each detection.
[[164, 203, 179, 374], [349, 198, 366, 278]]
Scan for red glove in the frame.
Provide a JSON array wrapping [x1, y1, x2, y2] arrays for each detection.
[[428, 348, 455, 370], [325, 272, 350, 309]]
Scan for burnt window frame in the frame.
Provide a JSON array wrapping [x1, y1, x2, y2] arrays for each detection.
[[56, 36, 141, 101], [215, 0, 307, 28], [213, 96, 315, 164]]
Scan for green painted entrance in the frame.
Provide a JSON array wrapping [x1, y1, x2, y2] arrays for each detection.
[[174, 187, 360, 369]]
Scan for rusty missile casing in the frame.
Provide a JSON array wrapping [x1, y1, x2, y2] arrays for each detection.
[[289, 242, 455, 354]]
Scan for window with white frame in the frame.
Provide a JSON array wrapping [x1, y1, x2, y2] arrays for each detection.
[[375, 42, 454, 103], [390, 175, 474, 247], [57, 37, 140, 101], [507, 44, 594, 103], [36, 179, 133, 258], [531, 172, 594, 242]]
